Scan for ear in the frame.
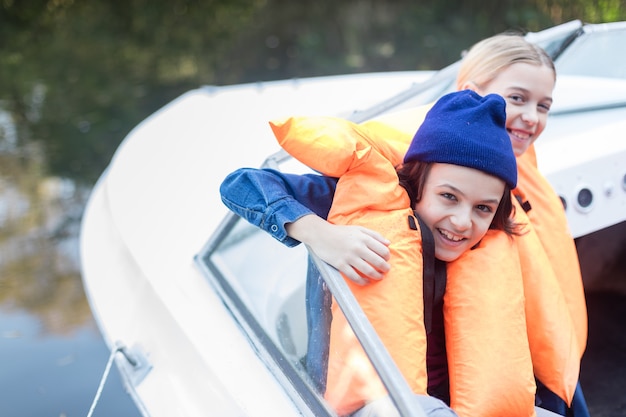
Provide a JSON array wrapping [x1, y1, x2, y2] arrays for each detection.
[[461, 81, 480, 93]]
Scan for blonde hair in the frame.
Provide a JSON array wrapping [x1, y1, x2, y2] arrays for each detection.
[[456, 34, 556, 90]]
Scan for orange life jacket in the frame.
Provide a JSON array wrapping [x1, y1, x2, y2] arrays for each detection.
[[444, 230, 536, 417], [516, 146, 588, 357]]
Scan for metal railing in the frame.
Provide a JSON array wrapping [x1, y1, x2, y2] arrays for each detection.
[[308, 249, 428, 417]]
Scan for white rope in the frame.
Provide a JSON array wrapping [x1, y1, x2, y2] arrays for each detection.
[[86, 346, 120, 417]]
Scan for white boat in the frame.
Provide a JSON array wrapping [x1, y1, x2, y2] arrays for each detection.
[[80, 20, 626, 417]]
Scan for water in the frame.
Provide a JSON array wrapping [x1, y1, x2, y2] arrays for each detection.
[[0, 309, 141, 417], [0, 167, 142, 417]]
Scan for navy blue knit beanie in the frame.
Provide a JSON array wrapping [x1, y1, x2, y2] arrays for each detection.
[[404, 90, 517, 189]]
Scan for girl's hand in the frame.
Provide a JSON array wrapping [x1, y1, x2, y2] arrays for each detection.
[[286, 215, 391, 285]]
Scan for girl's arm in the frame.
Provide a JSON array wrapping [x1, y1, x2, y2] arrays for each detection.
[[220, 168, 390, 282], [220, 168, 337, 246]]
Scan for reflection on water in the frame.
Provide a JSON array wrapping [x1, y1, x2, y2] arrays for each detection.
[[0, 143, 91, 332], [0, 147, 141, 416]]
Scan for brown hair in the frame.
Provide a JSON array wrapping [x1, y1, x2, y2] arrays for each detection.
[[397, 160, 522, 236]]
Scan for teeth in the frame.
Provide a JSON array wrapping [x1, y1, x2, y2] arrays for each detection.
[[439, 229, 464, 242], [509, 130, 530, 141]]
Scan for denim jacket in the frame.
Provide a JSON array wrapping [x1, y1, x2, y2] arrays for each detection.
[[219, 167, 338, 246]]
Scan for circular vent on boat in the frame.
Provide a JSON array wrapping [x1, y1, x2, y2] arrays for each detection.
[[574, 186, 594, 213]]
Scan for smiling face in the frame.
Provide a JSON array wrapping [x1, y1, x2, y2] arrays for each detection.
[[472, 62, 555, 156], [414, 163, 505, 262]]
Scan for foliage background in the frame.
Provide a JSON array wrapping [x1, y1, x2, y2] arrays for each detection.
[[1, 0, 625, 184]]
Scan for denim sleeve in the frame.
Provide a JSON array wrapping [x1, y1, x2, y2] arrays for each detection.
[[219, 168, 337, 247]]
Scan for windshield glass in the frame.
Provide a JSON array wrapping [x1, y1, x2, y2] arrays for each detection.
[[555, 27, 626, 79]]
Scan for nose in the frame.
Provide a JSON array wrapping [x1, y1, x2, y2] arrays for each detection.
[[450, 208, 472, 232], [521, 105, 538, 125]]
